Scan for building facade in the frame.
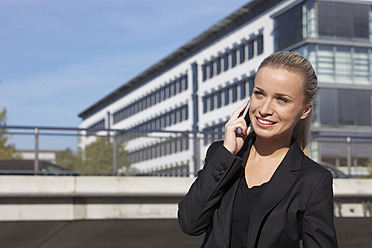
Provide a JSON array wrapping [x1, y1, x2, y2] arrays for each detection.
[[79, 0, 372, 176]]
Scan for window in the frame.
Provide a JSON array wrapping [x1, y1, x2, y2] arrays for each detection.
[[275, 4, 302, 51], [317, 45, 334, 82], [354, 47, 369, 84], [231, 49, 237, 68], [257, 35, 263, 55], [209, 62, 214, 78], [216, 58, 221, 75], [239, 45, 246, 64], [232, 85, 238, 102], [223, 54, 229, 71], [240, 81, 246, 100], [335, 46, 352, 83], [209, 95, 215, 111], [87, 119, 105, 135], [318, 2, 369, 40], [182, 76, 188, 90], [203, 97, 207, 113], [224, 88, 230, 106], [248, 40, 254, 59], [319, 88, 372, 126], [217, 91, 222, 108]]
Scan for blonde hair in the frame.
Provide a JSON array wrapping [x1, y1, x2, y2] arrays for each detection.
[[257, 51, 317, 151]]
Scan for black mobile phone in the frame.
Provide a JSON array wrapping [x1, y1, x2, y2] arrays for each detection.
[[236, 100, 251, 135]]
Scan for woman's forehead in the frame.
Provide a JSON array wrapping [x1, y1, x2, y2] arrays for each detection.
[[255, 67, 305, 95]]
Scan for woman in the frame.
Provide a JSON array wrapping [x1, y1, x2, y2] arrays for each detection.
[[178, 51, 338, 247]]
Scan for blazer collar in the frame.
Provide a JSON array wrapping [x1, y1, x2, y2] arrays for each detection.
[[246, 138, 305, 248]]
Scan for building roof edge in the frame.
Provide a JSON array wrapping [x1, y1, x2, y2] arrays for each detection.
[[78, 0, 282, 120]]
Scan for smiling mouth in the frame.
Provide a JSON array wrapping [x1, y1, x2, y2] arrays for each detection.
[[257, 117, 277, 125]]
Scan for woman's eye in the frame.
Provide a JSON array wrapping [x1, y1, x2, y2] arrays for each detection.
[[253, 90, 263, 98], [277, 97, 288, 103]]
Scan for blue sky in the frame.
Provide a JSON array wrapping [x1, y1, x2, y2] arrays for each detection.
[[0, 0, 249, 127]]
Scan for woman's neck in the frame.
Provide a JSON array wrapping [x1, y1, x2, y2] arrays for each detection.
[[253, 135, 292, 158]]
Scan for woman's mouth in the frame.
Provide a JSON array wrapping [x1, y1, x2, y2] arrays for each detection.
[[256, 117, 277, 126]]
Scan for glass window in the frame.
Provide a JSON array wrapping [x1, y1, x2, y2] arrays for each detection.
[[248, 41, 254, 59], [223, 54, 229, 71], [183, 76, 188, 90], [335, 46, 352, 83], [257, 35, 264, 55], [354, 48, 369, 84], [203, 97, 207, 113], [216, 58, 221, 75], [202, 65, 207, 81], [224, 89, 230, 106], [240, 81, 246, 100], [239, 45, 246, 64], [319, 88, 372, 126], [232, 85, 238, 102], [231, 49, 237, 68], [317, 45, 335, 82], [318, 2, 369, 40], [209, 62, 214, 78], [338, 89, 353, 125], [151, 93, 156, 106], [209, 95, 215, 111], [217, 91, 222, 108], [275, 4, 302, 51], [354, 90, 371, 126]]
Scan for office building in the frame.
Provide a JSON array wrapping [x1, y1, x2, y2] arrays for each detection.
[[79, 0, 372, 176]]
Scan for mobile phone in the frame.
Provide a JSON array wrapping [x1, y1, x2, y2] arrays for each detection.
[[236, 100, 251, 135]]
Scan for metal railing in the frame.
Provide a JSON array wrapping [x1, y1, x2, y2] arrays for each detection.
[[1, 125, 372, 177]]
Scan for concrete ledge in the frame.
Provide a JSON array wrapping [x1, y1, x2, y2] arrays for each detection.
[[0, 176, 371, 221]]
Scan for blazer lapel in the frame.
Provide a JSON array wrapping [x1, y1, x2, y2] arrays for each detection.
[[246, 141, 304, 248]]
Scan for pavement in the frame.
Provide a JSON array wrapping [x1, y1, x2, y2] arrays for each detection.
[[0, 218, 370, 248]]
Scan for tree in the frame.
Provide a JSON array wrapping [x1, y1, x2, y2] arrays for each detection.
[[0, 107, 21, 159], [55, 136, 131, 174], [83, 136, 131, 173], [55, 148, 82, 171]]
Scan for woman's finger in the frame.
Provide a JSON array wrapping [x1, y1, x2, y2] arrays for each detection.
[[230, 100, 249, 120]]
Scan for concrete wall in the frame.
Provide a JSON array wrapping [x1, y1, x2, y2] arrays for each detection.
[[0, 176, 371, 221]]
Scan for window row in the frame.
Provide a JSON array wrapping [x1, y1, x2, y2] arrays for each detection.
[[202, 35, 263, 82], [87, 119, 105, 136], [129, 136, 189, 164], [203, 123, 225, 146], [121, 105, 189, 141], [202, 77, 254, 113], [113, 74, 188, 124], [316, 88, 372, 127], [296, 44, 372, 85], [275, 1, 372, 51]]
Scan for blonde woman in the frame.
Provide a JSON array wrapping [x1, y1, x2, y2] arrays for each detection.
[[178, 51, 338, 248]]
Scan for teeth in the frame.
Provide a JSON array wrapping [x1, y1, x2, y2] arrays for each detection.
[[258, 118, 275, 125]]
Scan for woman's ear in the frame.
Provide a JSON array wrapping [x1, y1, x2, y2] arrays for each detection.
[[300, 104, 312, 120]]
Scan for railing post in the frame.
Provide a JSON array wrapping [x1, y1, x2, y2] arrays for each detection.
[[34, 127, 39, 175], [346, 136, 352, 177], [113, 131, 117, 176]]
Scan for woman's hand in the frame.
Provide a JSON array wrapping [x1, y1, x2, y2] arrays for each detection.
[[223, 100, 251, 155]]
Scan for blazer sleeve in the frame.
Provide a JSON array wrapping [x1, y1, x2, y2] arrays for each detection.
[[178, 141, 244, 236], [301, 170, 338, 247]]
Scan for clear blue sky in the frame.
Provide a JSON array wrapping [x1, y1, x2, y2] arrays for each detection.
[[0, 0, 249, 127]]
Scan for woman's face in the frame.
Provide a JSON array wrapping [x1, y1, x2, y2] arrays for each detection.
[[249, 66, 311, 141]]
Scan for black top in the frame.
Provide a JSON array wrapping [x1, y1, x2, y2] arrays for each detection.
[[231, 177, 268, 248]]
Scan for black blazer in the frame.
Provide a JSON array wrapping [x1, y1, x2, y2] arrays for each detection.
[[178, 135, 338, 248]]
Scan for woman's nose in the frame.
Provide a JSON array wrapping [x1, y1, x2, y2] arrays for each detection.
[[259, 99, 273, 116]]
